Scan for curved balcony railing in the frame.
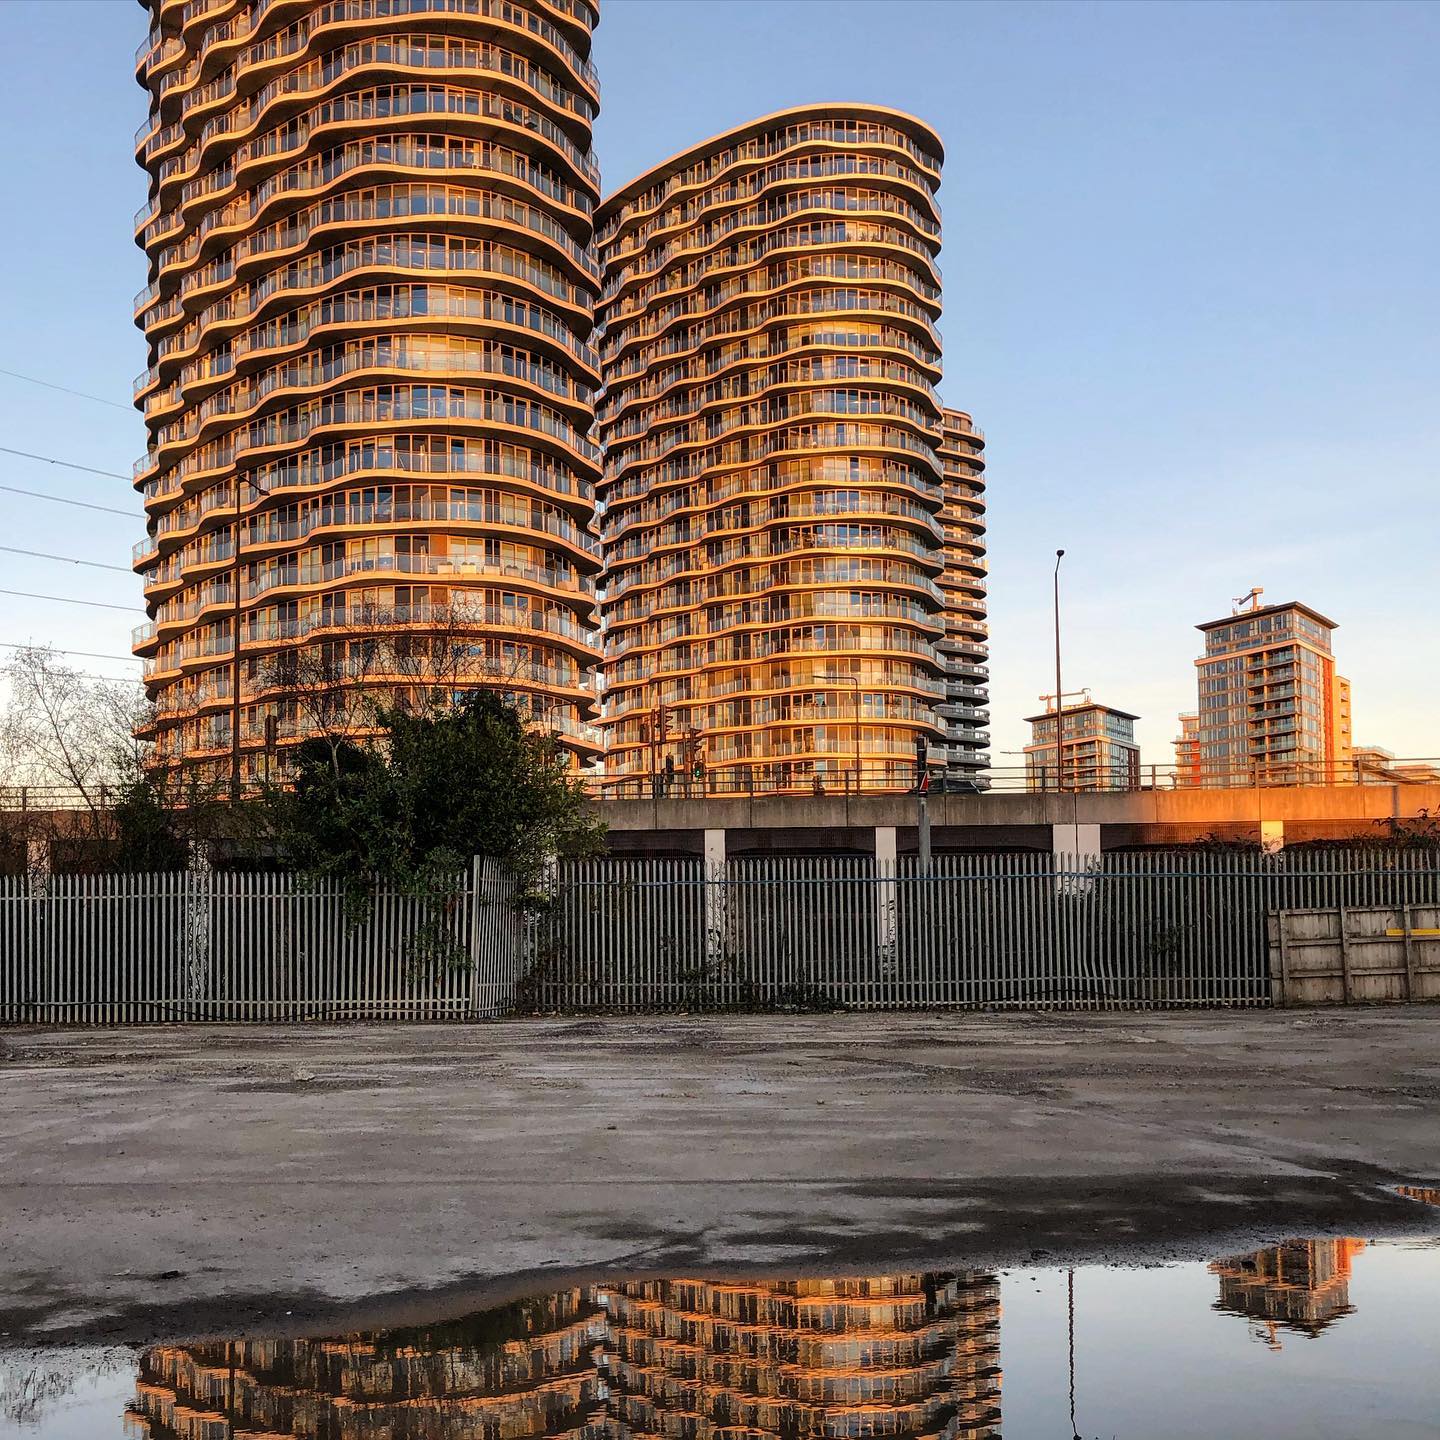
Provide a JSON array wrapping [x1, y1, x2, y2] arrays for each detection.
[[596, 117, 942, 247], [135, 0, 603, 771]]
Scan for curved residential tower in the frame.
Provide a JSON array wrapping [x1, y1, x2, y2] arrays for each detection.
[[131, 0, 604, 784], [595, 106, 953, 793], [936, 409, 989, 781]]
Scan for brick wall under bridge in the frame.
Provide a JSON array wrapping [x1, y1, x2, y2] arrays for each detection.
[[596, 783, 1440, 861]]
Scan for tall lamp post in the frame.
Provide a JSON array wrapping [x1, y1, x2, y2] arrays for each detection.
[[818, 673, 861, 792], [1053, 549, 1066, 793], [229, 475, 274, 801]]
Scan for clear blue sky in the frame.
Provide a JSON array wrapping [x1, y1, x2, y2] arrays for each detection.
[[1, 0, 1436, 766]]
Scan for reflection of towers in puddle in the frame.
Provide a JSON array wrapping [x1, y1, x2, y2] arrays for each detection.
[[598, 1276, 1002, 1440], [124, 1289, 610, 1439], [1210, 1239, 1366, 1343], [1396, 1184, 1440, 1208]]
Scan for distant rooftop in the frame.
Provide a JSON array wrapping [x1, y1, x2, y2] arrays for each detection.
[[1196, 600, 1338, 633], [1023, 700, 1140, 724]]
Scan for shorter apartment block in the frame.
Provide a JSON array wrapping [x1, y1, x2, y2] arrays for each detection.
[[1023, 697, 1140, 791], [1195, 598, 1349, 784], [1174, 712, 1202, 786]]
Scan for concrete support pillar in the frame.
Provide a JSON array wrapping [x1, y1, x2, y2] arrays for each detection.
[[875, 826, 898, 963], [24, 836, 51, 896], [703, 829, 727, 969], [1052, 823, 1102, 867], [1260, 819, 1285, 854]]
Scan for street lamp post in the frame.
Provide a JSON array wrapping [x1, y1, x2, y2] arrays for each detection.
[[229, 475, 274, 802], [1053, 549, 1066, 793], [818, 673, 861, 793]]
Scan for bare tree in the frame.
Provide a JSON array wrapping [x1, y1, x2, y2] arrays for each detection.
[[0, 647, 149, 803], [253, 602, 582, 778], [0, 646, 153, 865]]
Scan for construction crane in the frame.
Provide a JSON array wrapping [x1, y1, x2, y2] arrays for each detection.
[[1232, 586, 1264, 613]]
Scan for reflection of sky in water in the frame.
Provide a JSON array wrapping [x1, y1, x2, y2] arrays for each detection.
[[0, 1351, 133, 1440], [2, 1240, 1437, 1440], [1003, 1241, 1440, 1440]]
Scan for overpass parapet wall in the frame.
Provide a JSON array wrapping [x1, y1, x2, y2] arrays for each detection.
[[596, 783, 1440, 856]]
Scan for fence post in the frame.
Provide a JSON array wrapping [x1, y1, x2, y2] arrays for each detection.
[[704, 829, 727, 973], [1273, 912, 1292, 1008], [874, 827, 898, 969], [467, 854, 484, 1020], [184, 841, 214, 1019]]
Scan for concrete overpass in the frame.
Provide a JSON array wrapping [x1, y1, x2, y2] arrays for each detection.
[[5, 781, 1437, 874], [596, 781, 1440, 863]]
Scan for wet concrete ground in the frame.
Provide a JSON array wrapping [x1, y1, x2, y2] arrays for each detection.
[[1, 1010, 1438, 1343]]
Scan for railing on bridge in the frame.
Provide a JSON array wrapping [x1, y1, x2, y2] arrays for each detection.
[[582, 757, 1440, 799], [4, 759, 1439, 813]]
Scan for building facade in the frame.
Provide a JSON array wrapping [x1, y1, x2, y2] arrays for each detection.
[[127, 1287, 611, 1438], [126, 1274, 1001, 1440], [935, 410, 990, 783], [1210, 1239, 1365, 1341], [592, 106, 957, 794], [1354, 749, 1440, 784], [1194, 600, 1349, 785], [131, 0, 606, 783], [602, 1274, 1001, 1440], [1023, 698, 1140, 791]]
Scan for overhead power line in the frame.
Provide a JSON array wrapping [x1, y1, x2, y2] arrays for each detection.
[[0, 587, 142, 613], [0, 642, 141, 663], [0, 445, 131, 482], [0, 545, 131, 573], [0, 483, 138, 518], [0, 641, 144, 685], [0, 365, 130, 411], [0, 666, 142, 684]]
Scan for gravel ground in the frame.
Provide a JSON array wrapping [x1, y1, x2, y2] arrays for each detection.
[[1, 1009, 1438, 1342]]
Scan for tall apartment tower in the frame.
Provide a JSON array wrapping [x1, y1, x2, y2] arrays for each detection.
[[602, 1274, 1002, 1440], [128, 1287, 610, 1436], [131, 0, 605, 783], [593, 106, 957, 794], [936, 410, 990, 782], [1194, 598, 1349, 784]]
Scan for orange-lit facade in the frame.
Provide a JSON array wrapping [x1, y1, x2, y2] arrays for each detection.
[[1195, 599, 1350, 786], [124, 1274, 1001, 1440], [1210, 1238, 1365, 1341], [1174, 712, 1201, 786], [130, 0, 605, 781], [126, 1288, 610, 1438], [593, 107, 956, 793], [602, 1274, 1001, 1440], [935, 410, 989, 780]]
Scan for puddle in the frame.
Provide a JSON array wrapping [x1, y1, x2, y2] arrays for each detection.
[[3, 1236, 1439, 1438]]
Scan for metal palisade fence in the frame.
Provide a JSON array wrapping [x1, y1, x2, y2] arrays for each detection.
[[3, 849, 1439, 1022]]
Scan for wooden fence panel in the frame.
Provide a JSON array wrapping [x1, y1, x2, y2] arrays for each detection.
[[1269, 903, 1440, 1005]]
